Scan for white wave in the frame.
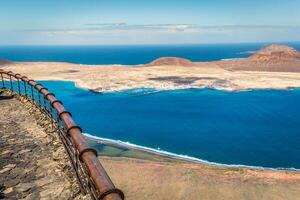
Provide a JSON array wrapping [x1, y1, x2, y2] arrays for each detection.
[[221, 58, 246, 61], [83, 133, 300, 172], [77, 63, 147, 67]]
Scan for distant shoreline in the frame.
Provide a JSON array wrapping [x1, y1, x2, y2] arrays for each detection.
[[2, 44, 300, 93], [38, 79, 300, 95], [1, 43, 299, 65]]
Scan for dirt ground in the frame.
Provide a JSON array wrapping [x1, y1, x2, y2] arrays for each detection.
[[101, 156, 300, 200]]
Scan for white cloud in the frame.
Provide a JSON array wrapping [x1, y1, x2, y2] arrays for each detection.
[[1, 24, 300, 45], [14, 24, 300, 37]]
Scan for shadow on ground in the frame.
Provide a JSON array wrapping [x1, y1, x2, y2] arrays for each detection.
[[0, 91, 14, 100]]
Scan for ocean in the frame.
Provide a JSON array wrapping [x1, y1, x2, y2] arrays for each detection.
[[39, 81, 300, 169], [1, 43, 300, 169], [1, 42, 300, 65]]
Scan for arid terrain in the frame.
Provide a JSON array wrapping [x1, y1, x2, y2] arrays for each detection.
[[101, 156, 300, 200], [1, 45, 300, 92]]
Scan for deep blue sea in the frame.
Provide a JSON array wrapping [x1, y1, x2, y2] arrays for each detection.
[[38, 81, 300, 169], [1, 42, 300, 65], [2, 43, 300, 169]]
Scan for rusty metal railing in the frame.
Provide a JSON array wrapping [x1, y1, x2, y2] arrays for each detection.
[[0, 69, 124, 200]]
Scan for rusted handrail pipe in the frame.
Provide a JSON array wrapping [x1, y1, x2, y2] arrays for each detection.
[[0, 70, 124, 200]]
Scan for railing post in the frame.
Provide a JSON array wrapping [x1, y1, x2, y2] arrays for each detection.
[[0, 72, 5, 89], [38, 92, 41, 106], [23, 80, 27, 96], [17, 78, 21, 95], [30, 85, 34, 102], [9, 74, 13, 92]]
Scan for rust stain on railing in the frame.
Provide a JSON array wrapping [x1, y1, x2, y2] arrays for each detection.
[[0, 69, 124, 200]]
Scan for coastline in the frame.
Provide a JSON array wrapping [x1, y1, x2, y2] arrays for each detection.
[[84, 133, 300, 172], [86, 84, 299, 95], [38, 78, 300, 95]]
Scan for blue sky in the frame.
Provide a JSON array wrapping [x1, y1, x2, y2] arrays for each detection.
[[0, 0, 300, 45]]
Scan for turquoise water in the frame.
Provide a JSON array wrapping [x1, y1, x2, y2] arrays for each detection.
[[38, 81, 300, 169], [1, 43, 300, 65]]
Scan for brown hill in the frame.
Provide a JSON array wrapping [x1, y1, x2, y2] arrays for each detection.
[[146, 57, 194, 67], [0, 59, 12, 66], [218, 45, 300, 72], [249, 45, 300, 61]]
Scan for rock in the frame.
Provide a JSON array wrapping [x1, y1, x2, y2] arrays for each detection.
[[0, 164, 16, 174], [18, 149, 32, 155], [22, 192, 40, 200], [0, 150, 13, 156], [35, 177, 54, 187], [5, 179, 20, 187], [40, 186, 64, 198], [3, 187, 13, 194], [15, 183, 35, 193]]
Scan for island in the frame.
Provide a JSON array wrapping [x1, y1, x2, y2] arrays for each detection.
[[1, 45, 300, 93]]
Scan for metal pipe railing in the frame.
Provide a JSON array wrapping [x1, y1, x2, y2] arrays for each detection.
[[0, 69, 124, 200]]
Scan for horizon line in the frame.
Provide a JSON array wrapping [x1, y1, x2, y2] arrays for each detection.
[[1, 41, 300, 47]]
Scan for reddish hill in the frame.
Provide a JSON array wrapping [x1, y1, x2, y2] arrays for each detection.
[[220, 45, 300, 72], [250, 45, 300, 61], [146, 57, 194, 67]]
